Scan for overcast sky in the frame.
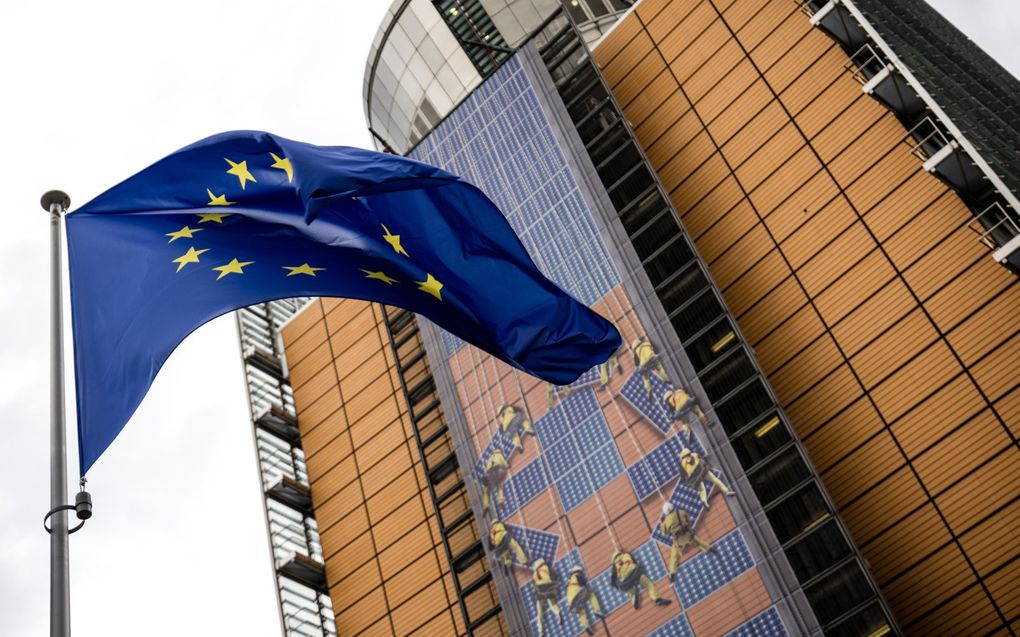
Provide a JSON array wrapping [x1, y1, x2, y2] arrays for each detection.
[[0, 1, 1016, 636]]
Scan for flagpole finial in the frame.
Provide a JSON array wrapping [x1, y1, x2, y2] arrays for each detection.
[[41, 190, 70, 213]]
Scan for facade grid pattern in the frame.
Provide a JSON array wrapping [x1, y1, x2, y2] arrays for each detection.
[[595, 0, 1019, 633]]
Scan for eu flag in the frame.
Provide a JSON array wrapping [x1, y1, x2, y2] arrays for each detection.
[[66, 130, 620, 473]]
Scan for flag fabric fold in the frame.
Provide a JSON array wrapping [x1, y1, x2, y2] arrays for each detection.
[[66, 130, 621, 473]]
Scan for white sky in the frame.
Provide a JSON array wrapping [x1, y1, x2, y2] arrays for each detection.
[[0, 1, 1015, 636]]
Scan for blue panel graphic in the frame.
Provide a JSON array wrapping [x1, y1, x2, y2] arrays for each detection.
[[536, 405, 569, 448], [626, 434, 685, 501], [673, 529, 755, 608], [497, 456, 550, 516], [542, 390, 625, 512], [723, 607, 788, 637], [561, 387, 600, 425], [588, 443, 626, 491], [620, 370, 675, 435], [545, 437, 582, 477], [412, 56, 621, 358], [507, 524, 560, 566], [555, 464, 595, 512], [648, 614, 695, 637]]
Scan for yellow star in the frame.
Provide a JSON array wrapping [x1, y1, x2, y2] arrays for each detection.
[[381, 224, 408, 257], [269, 152, 293, 182], [166, 225, 203, 244], [416, 273, 443, 300], [197, 213, 230, 224], [206, 188, 236, 206], [283, 263, 325, 277], [361, 269, 398, 285], [224, 158, 257, 190], [172, 246, 210, 272], [213, 258, 254, 280]]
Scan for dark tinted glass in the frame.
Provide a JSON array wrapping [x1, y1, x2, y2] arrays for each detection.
[[644, 236, 694, 286], [714, 379, 775, 437], [825, 602, 894, 637], [765, 482, 831, 544], [567, 82, 610, 124], [608, 165, 655, 210], [619, 188, 665, 236], [730, 411, 792, 466], [560, 64, 599, 109], [631, 212, 680, 261], [699, 348, 757, 402], [805, 560, 876, 626], [655, 262, 709, 315], [587, 123, 630, 166], [784, 519, 853, 582], [686, 317, 739, 371], [597, 142, 643, 188], [670, 290, 724, 341], [577, 103, 619, 143], [746, 444, 812, 505]]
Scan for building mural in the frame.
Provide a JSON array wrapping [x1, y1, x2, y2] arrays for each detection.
[[410, 51, 790, 637]]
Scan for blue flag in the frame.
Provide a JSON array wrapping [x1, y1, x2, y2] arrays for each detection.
[[67, 130, 620, 474]]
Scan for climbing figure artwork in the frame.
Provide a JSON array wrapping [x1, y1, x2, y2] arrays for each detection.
[[487, 519, 528, 569], [659, 502, 716, 582], [532, 559, 564, 636], [481, 449, 510, 514], [597, 350, 623, 391], [679, 448, 735, 509], [662, 385, 707, 438], [630, 337, 668, 397], [496, 403, 535, 453], [566, 565, 604, 635], [610, 550, 671, 610], [546, 382, 571, 408]]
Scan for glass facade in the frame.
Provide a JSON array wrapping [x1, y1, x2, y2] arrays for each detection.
[[364, 0, 629, 153], [595, 0, 1018, 633], [405, 30, 823, 637]]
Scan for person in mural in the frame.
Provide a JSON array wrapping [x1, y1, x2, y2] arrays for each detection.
[[630, 337, 668, 397], [597, 349, 623, 391], [546, 382, 570, 408], [662, 384, 707, 438], [659, 502, 716, 581], [496, 403, 535, 453], [610, 550, 671, 609], [487, 519, 528, 569], [481, 449, 510, 514], [566, 565, 604, 635], [679, 447, 735, 509], [532, 559, 564, 635]]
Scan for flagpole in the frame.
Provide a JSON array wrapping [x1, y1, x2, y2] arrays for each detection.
[[43, 189, 71, 637]]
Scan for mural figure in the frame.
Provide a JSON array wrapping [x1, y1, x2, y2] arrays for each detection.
[[659, 502, 715, 581], [532, 559, 564, 635], [497, 403, 535, 453], [662, 385, 707, 438], [630, 337, 668, 397], [679, 448, 735, 509], [546, 383, 571, 407], [597, 351, 623, 390], [481, 449, 510, 514], [610, 550, 671, 609], [566, 566, 604, 635], [487, 519, 528, 569]]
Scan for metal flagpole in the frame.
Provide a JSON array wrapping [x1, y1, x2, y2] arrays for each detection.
[[43, 189, 71, 637]]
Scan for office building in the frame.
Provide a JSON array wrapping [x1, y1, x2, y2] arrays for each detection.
[[240, 1, 1017, 635]]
